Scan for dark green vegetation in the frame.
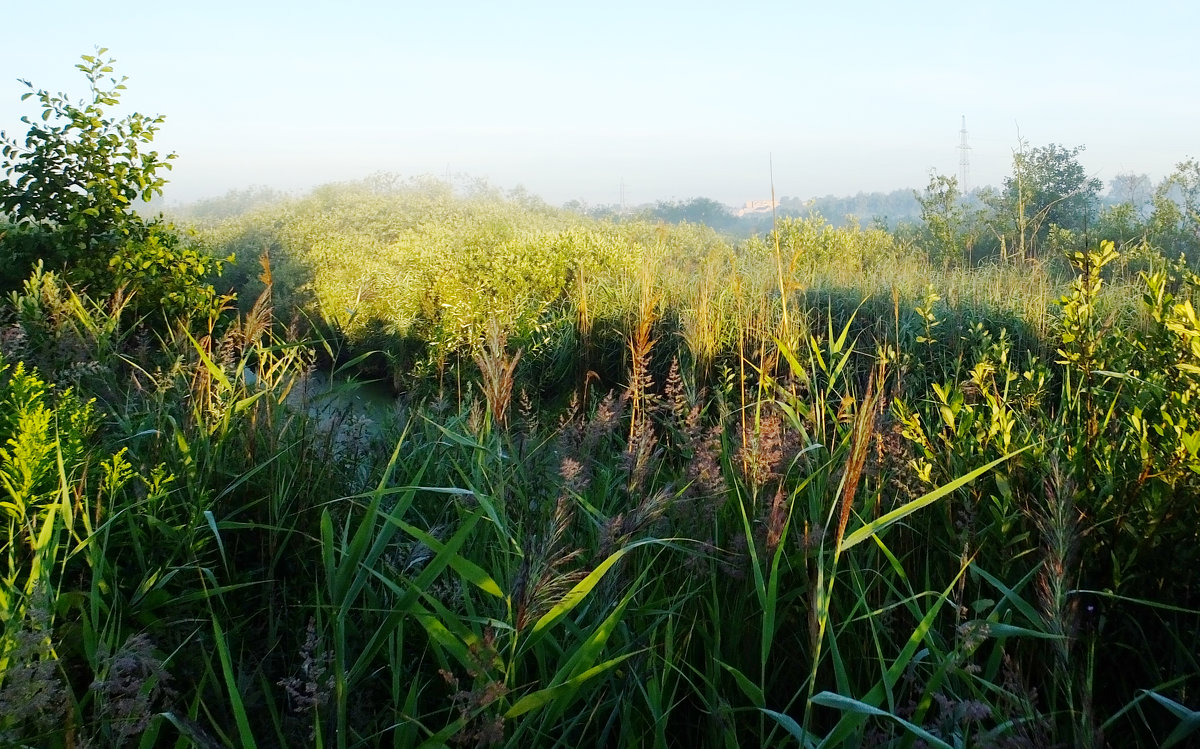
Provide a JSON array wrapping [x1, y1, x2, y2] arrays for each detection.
[[1, 55, 1199, 748]]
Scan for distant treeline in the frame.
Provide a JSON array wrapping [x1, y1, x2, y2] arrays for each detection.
[[559, 146, 1199, 268], [561, 190, 921, 236]]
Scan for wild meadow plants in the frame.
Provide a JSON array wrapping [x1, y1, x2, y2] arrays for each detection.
[[3, 55, 1200, 748], [5, 223, 1198, 746]]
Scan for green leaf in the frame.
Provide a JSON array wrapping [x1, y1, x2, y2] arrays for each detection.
[[385, 516, 503, 598], [505, 654, 634, 718], [203, 510, 228, 568], [839, 445, 1032, 552], [1144, 690, 1200, 748], [528, 538, 659, 642], [979, 622, 1063, 640], [211, 616, 258, 749], [185, 329, 232, 393], [718, 659, 764, 708], [811, 692, 952, 749], [759, 709, 818, 747]]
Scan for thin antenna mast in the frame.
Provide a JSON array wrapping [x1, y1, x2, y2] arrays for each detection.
[[958, 115, 971, 194]]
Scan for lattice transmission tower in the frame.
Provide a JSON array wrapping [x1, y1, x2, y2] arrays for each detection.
[[958, 115, 971, 194]]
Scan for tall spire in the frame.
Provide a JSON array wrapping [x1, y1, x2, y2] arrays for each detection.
[[958, 115, 971, 194]]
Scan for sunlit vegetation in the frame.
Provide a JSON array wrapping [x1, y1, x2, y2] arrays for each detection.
[[2, 53, 1199, 748]]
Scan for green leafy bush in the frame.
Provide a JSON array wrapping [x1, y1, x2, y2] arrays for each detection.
[[0, 50, 226, 325]]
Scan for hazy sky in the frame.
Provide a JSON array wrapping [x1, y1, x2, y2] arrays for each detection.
[[2, 1, 1196, 207]]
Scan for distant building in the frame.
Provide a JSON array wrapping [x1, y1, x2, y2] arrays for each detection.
[[734, 199, 779, 217]]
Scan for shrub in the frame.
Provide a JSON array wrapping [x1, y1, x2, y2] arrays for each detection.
[[0, 50, 226, 325]]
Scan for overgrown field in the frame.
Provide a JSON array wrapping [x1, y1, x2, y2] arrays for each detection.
[[2, 55, 1200, 748]]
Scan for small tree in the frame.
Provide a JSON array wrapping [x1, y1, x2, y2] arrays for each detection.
[[915, 171, 965, 267], [1148, 158, 1200, 262], [0, 50, 226, 323], [999, 141, 1102, 260]]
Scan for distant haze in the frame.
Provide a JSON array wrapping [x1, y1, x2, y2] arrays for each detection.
[[2, 1, 1197, 207]]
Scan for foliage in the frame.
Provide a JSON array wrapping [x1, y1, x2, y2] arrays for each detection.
[[1148, 158, 1200, 262], [915, 171, 966, 266], [647, 196, 740, 233], [0, 51, 225, 325], [4, 52, 1200, 748], [777, 188, 922, 229], [107, 222, 230, 324], [0, 51, 170, 273], [997, 142, 1103, 260]]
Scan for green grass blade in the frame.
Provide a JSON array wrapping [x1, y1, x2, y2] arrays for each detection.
[[817, 560, 970, 745], [973, 565, 1042, 625], [185, 329, 232, 393], [1071, 589, 1200, 616], [528, 538, 658, 643], [811, 692, 952, 749], [211, 615, 257, 749], [505, 653, 636, 718], [560, 577, 639, 682], [384, 516, 504, 598], [203, 510, 227, 568], [1144, 690, 1200, 748], [760, 708, 818, 748], [839, 445, 1032, 552], [718, 659, 765, 709], [350, 511, 481, 682]]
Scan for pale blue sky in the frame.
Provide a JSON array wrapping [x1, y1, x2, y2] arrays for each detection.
[[2, 1, 1196, 207]]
